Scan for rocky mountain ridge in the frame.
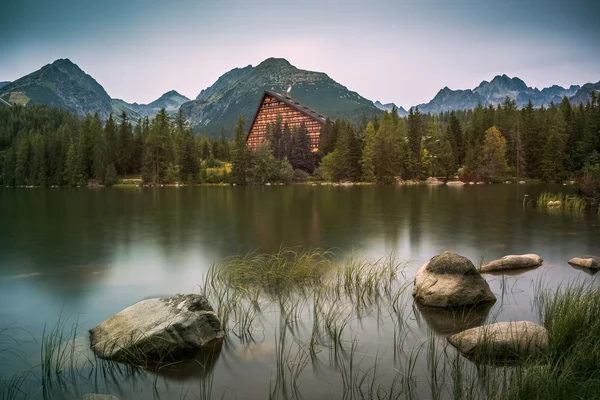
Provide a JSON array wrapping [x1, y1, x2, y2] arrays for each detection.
[[415, 74, 594, 114]]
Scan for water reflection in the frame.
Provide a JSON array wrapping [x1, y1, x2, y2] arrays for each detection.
[[415, 302, 494, 336]]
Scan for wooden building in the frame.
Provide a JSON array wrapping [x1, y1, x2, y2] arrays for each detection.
[[246, 91, 326, 152]]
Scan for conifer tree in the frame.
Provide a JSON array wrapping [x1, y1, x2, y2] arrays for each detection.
[[478, 126, 508, 182], [318, 118, 336, 156], [290, 123, 314, 173], [104, 114, 118, 168], [359, 122, 376, 182], [117, 112, 133, 175], [2, 147, 16, 186], [407, 107, 423, 179], [230, 115, 249, 185], [446, 112, 464, 165], [542, 109, 567, 181]]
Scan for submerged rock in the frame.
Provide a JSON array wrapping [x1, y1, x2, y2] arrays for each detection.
[[89, 294, 224, 363], [412, 252, 496, 308], [568, 257, 599, 270], [480, 254, 542, 273], [448, 321, 548, 363]]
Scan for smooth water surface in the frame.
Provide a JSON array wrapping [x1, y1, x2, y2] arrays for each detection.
[[1, 185, 599, 399]]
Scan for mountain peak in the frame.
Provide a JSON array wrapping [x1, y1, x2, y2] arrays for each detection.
[[257, 57, 292, 68], [52, 58, 75, 66], [160, 90, 186, 98]]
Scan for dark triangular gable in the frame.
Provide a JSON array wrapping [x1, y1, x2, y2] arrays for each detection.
[[247, 90, 326, 138]]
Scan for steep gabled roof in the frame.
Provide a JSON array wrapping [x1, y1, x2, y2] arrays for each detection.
[[248, 90, 327, 133]]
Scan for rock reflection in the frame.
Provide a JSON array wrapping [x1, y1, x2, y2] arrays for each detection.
[[415, 302, 493, 336], [96, 342, 222, 387]]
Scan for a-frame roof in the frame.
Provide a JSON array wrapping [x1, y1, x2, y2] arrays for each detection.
[[248, 90, 327, 132]]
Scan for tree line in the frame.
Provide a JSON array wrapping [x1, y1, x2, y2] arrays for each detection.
[[316, 94, 600, 183], [0, 93, 599, 187]]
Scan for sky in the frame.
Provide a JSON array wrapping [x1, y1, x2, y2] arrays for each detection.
[[2, 0, 599, 108]]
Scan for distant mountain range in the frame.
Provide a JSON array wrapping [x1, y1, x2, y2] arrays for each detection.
[[374, 101, 408, 116], [414, 74, 597, 114], [1, 59, 598, 135], [113, 90, 190, 118], [0, 59, 188, 121]]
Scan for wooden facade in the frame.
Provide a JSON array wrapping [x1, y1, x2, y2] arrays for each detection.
[[246, 91, 326, 151]]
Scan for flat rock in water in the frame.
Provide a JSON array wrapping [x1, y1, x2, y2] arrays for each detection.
[[568, 257, 599, 270], [89, 294, 224, 363], [480, 254, 542, 273], [412, 251, 496, 308], [448, 321, 548, 363]]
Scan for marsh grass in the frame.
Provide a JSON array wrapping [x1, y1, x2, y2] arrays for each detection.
[[535, 192, 586, 212], [503, 282, 600, 399], [5, 248, 600, 400]]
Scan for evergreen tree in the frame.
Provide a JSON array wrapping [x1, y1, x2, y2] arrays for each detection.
[[334, 121, 361, 181], [15, 134, 31, 186], [30, 133, 47, 187], [104, 114, 118, 167], [252, 141, 281, 184], [541, 108, 567, 181], [104, 164, 118, 187], [180, 130, 200, 183], [2, 147, 16, 186], [93, 129, 108, 182], [478, 127, 508, 182], [359, 122, 376, 182], [289, 123, 314, 173], [407, 108, 423, 179], [318, 118, 336, 155], [142, 109, 171, 184], [373, 113, 399, 183], [521, 100, 545, 178], [230, 115, 249, 185], [446, 112, 464, 165], [132, 119, 144, 174], [117, 111, 133, 175]]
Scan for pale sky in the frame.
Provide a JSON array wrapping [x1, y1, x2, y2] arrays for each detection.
[[2, 0, 599, 108]]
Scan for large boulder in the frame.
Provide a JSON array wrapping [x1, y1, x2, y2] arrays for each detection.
[[412, 252, 496, 308], [89, 294, 224, 363], [480, 254, 543, 273], [568, 257, 599, 270], [448, 321, 548, 363]]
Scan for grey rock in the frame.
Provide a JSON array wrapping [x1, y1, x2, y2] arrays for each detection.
[[412, 252, 496, 308], [480, 254, 543, 273], [89, 294, 224, 363], [448, 321, 548, 362], [568, 257, 599, 270]]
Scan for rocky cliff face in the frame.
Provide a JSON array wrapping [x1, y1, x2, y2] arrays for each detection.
[[180, 57, 381, 135]]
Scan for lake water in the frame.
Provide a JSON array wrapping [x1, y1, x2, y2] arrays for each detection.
[[0, 185, 599, 399]]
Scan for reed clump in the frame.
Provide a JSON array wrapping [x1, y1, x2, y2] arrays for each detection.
[[504, 283, 600, 399], [535, 192, 586, 212]]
